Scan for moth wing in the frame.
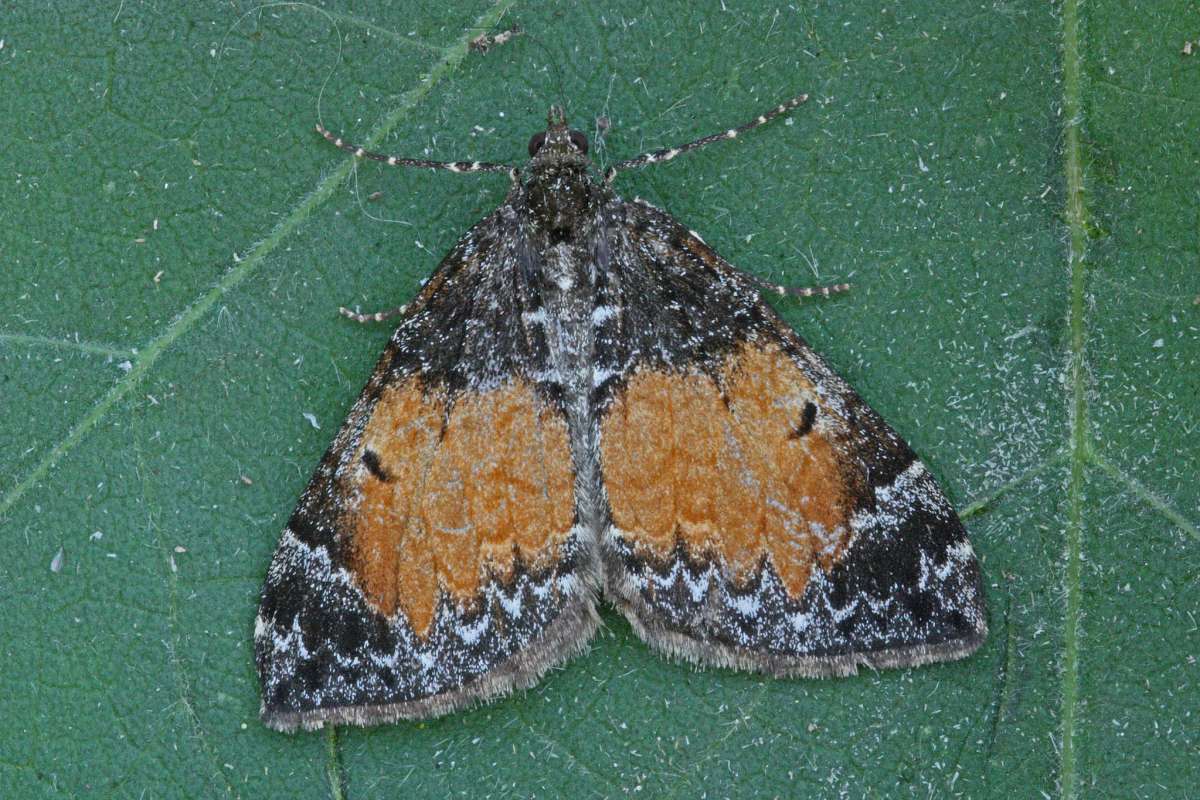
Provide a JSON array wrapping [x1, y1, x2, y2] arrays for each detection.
[[255, 213, 597, 731], [594, 199, 986, 675]]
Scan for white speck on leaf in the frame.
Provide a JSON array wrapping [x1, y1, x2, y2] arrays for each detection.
[[303, 412, 321, 430], [51, 547, 64, 573]]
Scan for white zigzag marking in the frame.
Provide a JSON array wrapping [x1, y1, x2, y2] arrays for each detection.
[[497, 586, 523, 618], [849, 459, 930, 533], [683, 565, 713, 604], [456, 614, 491, 646], [918, 539, 976, 592]]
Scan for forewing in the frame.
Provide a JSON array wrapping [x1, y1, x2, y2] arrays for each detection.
[[255, 209, 597, 731], [594, 199, 986, 675]]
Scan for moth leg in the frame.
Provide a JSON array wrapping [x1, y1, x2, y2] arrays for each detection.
[[338, 304, 407, 324], [744, 274, 851, 300], [316, 123, 514, 175], [605, 94, 808, 183], [468, 23, 522, 53]]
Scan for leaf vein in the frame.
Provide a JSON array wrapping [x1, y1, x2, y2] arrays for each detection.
[[959, 448, 1068, 520], [0, 331, 137, 360], [0, 0, 518, 523], [1092, 454, 1200, 542]]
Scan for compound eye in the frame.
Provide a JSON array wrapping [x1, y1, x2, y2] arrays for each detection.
[[528, 131, 547, 156], [568, 130, 589, 154]]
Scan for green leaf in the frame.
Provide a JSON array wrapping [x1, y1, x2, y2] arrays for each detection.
[[2, 1, 1196, 797]]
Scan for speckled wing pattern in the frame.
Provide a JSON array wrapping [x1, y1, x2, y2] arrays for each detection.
[[255, 207, 600, 732], [594, 199, 987, 674], [258, 101, 986, 732]]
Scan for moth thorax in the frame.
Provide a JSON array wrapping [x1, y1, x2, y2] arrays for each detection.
[[526, 167, 594, 242]]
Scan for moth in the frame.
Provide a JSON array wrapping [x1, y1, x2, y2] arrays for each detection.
[[255, 95, 987, 732]]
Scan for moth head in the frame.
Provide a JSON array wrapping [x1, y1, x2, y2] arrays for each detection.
[[527, 106, 590, 169]]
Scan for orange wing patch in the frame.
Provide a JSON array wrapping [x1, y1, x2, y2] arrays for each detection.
[[346, 379, 575, 637], [601, 342, 856, 600]]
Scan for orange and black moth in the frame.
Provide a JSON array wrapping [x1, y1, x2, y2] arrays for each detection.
[[255, 96, 987, 732]]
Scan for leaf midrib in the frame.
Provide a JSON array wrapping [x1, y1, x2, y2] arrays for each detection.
[[1059, 0, 1086, 797]]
